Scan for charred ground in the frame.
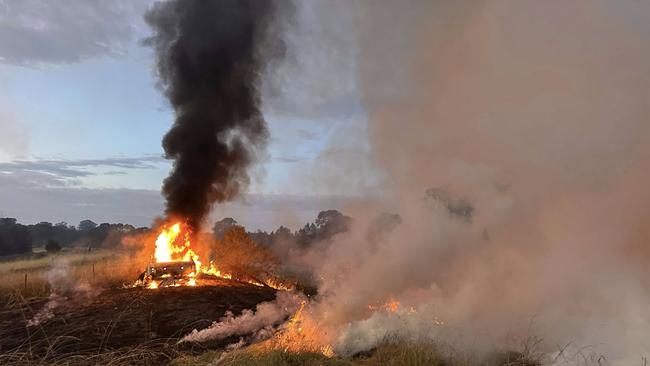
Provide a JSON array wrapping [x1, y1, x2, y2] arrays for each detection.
[[0, 281, 277, 364]]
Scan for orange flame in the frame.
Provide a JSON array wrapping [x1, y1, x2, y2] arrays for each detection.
[[145, 220, 293, 290], [154, 222, 199, 262]]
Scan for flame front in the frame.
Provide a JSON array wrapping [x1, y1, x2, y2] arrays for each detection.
[[144, 220, 293, 290]]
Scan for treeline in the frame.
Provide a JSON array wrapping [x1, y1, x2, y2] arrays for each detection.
[[0, 218, 148, 257], [0, 209, 354, 258], [214, 209, 353, 248]]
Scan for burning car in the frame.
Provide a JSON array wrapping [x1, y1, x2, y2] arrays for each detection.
[[142, 260, 197, 288]]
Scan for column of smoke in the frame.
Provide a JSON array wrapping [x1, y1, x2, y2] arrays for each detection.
[[145, 0, 286, 231], [277, 1, 650, 363]]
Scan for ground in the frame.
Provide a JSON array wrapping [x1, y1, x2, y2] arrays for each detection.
[[0, 280, 277, 364], [0, 252, 543, 365]]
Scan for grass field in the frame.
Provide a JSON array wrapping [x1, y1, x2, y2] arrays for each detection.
[[0, 252, 593, 366], [0, 249, 145, 300], [172, 339, 542, 366]]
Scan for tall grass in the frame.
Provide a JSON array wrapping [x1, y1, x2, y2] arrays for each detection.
[[208, 338, 542, 366], [0, 249, 146, 300]]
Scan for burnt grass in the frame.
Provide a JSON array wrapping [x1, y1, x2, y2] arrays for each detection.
[[0, 280, 277, 364]]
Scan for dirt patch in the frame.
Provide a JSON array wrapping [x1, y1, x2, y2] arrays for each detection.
[[0, 280, 277, 361]]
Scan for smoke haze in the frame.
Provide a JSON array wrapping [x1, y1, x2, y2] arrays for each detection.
[[145, 0, 286, 231], [276, 1, 650, 363]]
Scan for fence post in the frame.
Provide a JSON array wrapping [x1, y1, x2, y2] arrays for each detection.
[[24, 273, 27, 290], [92, 263, 95, 280]]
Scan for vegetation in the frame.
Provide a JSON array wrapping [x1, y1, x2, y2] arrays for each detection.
[[173, 339, 543, 366], [0, 218, 32, 256], [213, 226, 279, 284], [0, 209, 348, 258], [0, 249, 145, 299], [0, 217, 149, 257], [44, 239, 61, 253], [0, 211, 554, 366], [214, 209, 352, 249]]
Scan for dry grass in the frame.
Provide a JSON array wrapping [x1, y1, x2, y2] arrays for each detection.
[[201, 338, 542, 366], [189, 349, 354, 366], [0, 341, 181, 366], [0, 249, 146, 300], [0, 252, 593, 366]]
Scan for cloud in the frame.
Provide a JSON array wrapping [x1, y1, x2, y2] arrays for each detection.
[[296, 129, 318, 141], [103, 171, 128, 176], [272, 155, 309, 163], [0, 185, 164, 227], [0, 155, 165, 187], [0, 155, 348, 230], [0, 0, 152, 66]]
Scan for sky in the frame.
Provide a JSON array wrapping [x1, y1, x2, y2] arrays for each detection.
[[0, 0, 371, 230]]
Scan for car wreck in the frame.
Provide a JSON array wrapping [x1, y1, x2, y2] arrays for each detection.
[[140, 260, 197, 288]]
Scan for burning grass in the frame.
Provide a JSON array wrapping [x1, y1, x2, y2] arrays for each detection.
[[0, 225, 555, 366]]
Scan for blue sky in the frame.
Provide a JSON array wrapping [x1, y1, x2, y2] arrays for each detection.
[[0, 0, 372, 230]]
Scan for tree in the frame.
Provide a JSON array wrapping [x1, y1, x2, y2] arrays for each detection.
[[0, 218, 32, 256], [45, 240, 61, 253], [296, 210, 352, 246], [29, 222, 54, 246], [78, 219, 97, 232], [213, 218, 241, 240], [274, 226, 293, 241], [51, 222, 78, 246], [214, 226, 279, 284]]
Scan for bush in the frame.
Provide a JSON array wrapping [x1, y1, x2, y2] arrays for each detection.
[[45, 240, 61, 253], [214, 227, 279, 283]]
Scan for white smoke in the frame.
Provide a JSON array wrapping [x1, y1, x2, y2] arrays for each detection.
[[26, 293, 64, 327], [181, 291, 306, 343], [27, 259, 101, 327], [272, 1, 650, 364]]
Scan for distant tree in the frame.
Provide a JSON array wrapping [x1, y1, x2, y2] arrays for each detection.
[[296, 210, 352, 246], [314, 210, 352, 237], [212, 218, 241, 240], [0, 218, 32, 256], [29, 222, 54, 246], [0, 218, 17, 226], [214, 226, 279, 284], [248, 230, 274, 246], [274, 226, 292, 240], [78, 219, 97, 232], [45, 239, 61, 253], [51, 222, 79, 246]]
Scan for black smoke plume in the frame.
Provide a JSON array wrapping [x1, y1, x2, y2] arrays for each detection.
[[145, 0, 281, 231]]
